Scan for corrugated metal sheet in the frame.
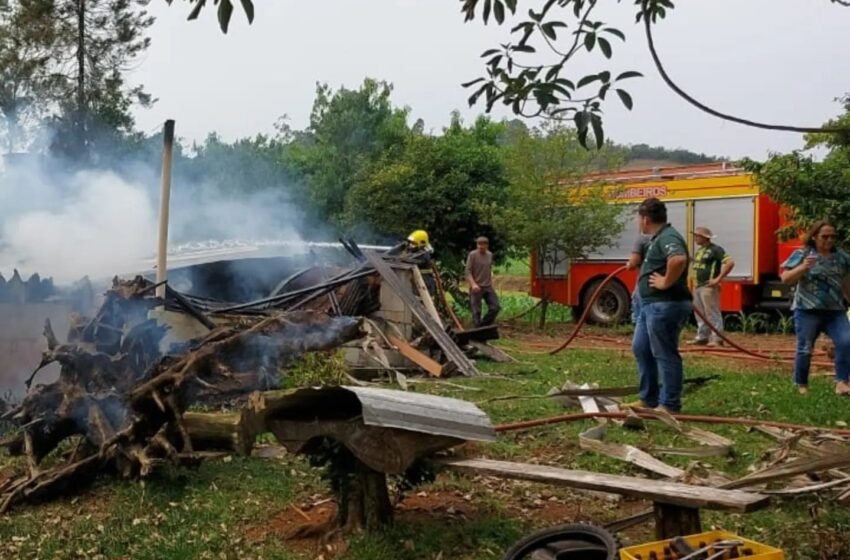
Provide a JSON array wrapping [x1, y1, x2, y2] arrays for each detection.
[[272, 386, 496, 443], [346, 387, 496, 442]]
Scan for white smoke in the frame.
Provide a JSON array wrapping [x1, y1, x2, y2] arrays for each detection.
[[0, 170, 156, 283], [0, 156, 310, 285]]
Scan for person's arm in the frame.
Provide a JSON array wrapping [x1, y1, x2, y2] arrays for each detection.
[[650, 255, 688, 290], [780, 250, 814, 285], [708, 250, 735, 287], [626, 252, 642, 271], [466, 254, 480, 293]]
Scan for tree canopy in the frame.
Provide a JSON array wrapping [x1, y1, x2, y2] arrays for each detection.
[[746, 95, 850, 245]]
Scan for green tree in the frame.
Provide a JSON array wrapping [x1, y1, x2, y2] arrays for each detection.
[[0, 0, 57, 152], [345, 114, 509, 278], [45, 0, 154, 160], [286, 79, 411, 227], [484, 122, 625, 324], [746, 96, 850, 244]]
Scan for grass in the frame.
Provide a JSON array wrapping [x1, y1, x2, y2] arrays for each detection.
[[2, 334, 849, 559]]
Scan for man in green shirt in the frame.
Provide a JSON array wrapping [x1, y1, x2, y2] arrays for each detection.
[[630, 198, 693, 412], [689, 226, 735, 346]]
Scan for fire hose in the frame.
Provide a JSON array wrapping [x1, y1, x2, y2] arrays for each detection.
[[546, 266, 824, 368]]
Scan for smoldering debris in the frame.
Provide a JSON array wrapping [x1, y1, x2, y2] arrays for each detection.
[[0, 276, 364, 512], [0, 243, 501, 512]]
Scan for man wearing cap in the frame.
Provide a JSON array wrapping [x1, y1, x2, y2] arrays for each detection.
[[467, 236, 501, 327], [690, 226, 735, 346]]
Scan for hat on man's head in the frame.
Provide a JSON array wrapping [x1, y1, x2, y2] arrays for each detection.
[[693, 226, 715, 239]]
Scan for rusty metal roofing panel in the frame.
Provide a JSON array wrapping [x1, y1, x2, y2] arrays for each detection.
[[345, 386, 496, 442]]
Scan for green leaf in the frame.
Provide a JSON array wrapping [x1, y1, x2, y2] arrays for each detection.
[[598, 71, 611, 83], [462, 78, 486, 88], [616, 71, 644, 81], [598, 37, 612, 58], [187, 0, 206, 21], [584, 32, 596, 51], [576, 74, 599, 89], [483, 0, 491, 24], [591, 113, 604, 149], [494, 0, 505, 24], [217, 0, 233, 33], [481, 48, 501, 58], [505, 0, 518, 12], [616, 89, 634, 110], [541, 22, 558, 40], [240, 0, 254, 24], [604, 27, 626, 41], [598, 83, 611, 100], [468, 83, 489, 106], [512, 44, 536, 53]]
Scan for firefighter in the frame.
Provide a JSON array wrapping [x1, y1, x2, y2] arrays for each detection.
[[388, 229, 436, 294]]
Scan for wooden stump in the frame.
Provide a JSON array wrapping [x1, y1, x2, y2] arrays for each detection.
[[337, 459, 393, 532], [184, 411, 259, 456], [653, 503, 702, 539]]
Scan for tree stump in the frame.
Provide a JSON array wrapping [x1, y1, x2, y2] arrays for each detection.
[[653, 503, 702, 539], [183, 411, 259, 456], [337, 459, 393, 532]]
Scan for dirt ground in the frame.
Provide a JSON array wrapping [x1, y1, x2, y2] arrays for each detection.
[[502, 324, 835, 373]]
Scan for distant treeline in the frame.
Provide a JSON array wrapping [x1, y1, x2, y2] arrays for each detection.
[[622, 143, 721, 165]]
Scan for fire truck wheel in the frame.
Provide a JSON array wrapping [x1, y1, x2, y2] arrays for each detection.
[[583, 279, 630, 326]]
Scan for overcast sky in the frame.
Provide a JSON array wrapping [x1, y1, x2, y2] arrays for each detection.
[[131, 0, 850, 160]]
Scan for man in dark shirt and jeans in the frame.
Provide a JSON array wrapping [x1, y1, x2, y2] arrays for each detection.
[[630, 198, 693, 412]]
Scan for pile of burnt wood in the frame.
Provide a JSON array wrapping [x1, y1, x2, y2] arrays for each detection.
[[0, 245, 499, 512], [0, 276, 363, 512]]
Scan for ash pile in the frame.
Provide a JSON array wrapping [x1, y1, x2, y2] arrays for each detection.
[[0, 240, 498, 512]]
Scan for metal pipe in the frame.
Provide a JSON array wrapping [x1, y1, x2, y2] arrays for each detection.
[[155, 119, 176, 299]]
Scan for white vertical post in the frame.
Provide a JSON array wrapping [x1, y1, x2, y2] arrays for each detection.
[[155, 119, 175, 299]]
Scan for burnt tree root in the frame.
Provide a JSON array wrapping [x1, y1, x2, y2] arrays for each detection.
[[0, 277, 363, 513]]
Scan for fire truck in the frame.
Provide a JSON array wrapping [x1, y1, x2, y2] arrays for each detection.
[[530, 163, 799, 325]]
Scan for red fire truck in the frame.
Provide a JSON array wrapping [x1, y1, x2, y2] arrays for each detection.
[[530, 163, 800, 324]]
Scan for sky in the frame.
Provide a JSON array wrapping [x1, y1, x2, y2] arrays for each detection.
[[131, 0, 850, 160]]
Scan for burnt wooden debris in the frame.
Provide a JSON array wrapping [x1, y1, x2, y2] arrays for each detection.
[[0, 276, 363, 512], [365, 251, 481, 377]]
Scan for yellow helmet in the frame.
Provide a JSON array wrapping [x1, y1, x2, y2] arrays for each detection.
[[407, 229, 430, 248]]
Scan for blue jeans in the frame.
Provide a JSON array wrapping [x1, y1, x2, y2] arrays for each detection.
[[632, 300, 693, 410], [631, 292, 641, 325], [793, 309, 850, 386]]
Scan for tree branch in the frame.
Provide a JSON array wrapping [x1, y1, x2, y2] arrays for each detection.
[[643, 10, 850, 134]]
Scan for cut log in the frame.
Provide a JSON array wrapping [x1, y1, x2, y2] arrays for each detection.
[[184, 411, 259, 456]]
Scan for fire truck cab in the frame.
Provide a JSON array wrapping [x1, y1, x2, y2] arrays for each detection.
[[530, 163, 799, 325]]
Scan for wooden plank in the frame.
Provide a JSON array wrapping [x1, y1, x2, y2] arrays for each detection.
[[366, 252, 479, 376], [580, 433, 686, 479], [411, 268, 444, 329], [654, 503, 701, 539], [469, 341, 515, 363], [724, 452, 850, 490], [438, 458, 770, 513], [388, 334, 443, 378]]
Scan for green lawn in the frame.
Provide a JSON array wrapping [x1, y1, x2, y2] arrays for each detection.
[[1, 339, 848, 559]]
